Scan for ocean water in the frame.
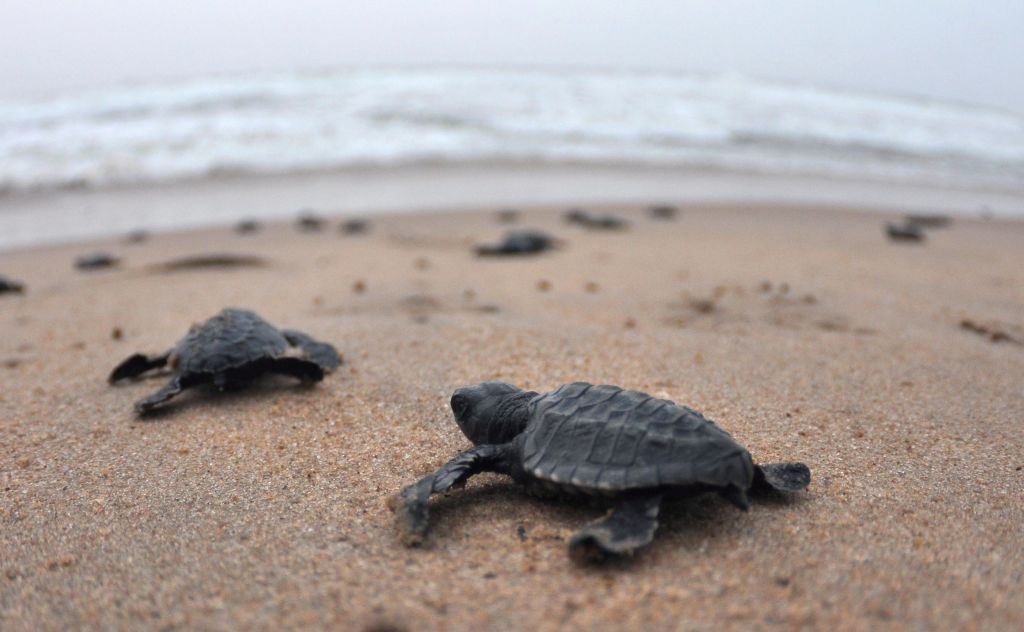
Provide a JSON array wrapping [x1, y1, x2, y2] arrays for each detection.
[[2, 67, 1023, 195]]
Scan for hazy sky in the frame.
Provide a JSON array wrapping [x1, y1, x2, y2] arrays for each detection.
[[2, 0, 1022, 112]]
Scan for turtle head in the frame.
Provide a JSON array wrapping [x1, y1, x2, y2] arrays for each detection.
[[451, 381, 534, 445]]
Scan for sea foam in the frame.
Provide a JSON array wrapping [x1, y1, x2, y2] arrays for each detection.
[[1, 67, 1022, 194]]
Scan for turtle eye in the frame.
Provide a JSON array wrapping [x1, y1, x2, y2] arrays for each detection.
[[451, 394, 469, 416]]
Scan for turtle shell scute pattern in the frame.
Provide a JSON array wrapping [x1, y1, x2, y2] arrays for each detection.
[[174, 309, 290, 376], [522, 383, 753, 492]]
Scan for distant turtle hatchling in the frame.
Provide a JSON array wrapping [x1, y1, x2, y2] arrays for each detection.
[[0, 275, 25, 295], [235, 219, 261, 234], [648, 204, 679, 220], [339, 218, 369, 235], [75, 252, 121, 270], [109, 308, 341, 413], [885, 221, 925, 242], [394, 381, 810, 562], [475, 229, 556, 256], [565, 209, 628, 230]]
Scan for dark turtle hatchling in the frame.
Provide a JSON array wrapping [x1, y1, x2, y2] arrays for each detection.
[[565, 209, 628, 230], [109, 308, 341, 413], [648, 204, 678, 220], [0, 275, 25, 295], [235, 218, 261, 234], [475, 229, 556, 256], [124, 229, 149, 244], [75, 252, 121, 270], [339, 218, 369, 235], [296, 211, 325, 232], [394, 381, 810, 562], [496, 208, 520, 224], [885, 221, 924, 242]]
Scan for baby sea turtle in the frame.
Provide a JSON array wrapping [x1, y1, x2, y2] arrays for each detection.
[[648, 204, 678, 220], [109, 308, 341, 413], [235, 219, 261, 234], [0, 275, 25, 295], [886, 221, 924, 242], [394, 381, 810, 562], [339, 218, 369, 235], [124, 229, 149, 244], [565, 209, 628, 230], [475, 229, 556, 256], [496, 208, 520, 224], [296, 211, 325, 232], [75, 252, 121, 270]]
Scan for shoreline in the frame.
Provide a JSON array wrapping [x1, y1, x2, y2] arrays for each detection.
[[2, 164, 1022, 252]]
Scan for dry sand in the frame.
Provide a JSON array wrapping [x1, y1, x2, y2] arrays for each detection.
[[1, 203, 1022, 630]]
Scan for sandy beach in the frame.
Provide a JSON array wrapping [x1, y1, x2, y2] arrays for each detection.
[[1, 199, 1022, 630]]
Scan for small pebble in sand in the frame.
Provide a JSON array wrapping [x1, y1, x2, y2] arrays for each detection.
[[536, 280, 551, 292], [111, 327, 123, 341], [45, 556, 75, 571], [960, 319, 1020, 344], [689, 298, 716, 314], [624, 317, 636, 329], [414, 257, 431, 271], [353, 280, 367, 294], [363, 621, 407, 632], [759, 280, 773, 293]]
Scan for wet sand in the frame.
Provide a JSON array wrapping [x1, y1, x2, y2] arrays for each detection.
[[1, 203, 1022, 630]]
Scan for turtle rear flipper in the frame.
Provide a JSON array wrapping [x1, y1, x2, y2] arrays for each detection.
[[568, 492, 663, 563], [752, 463, 811, 493], [269, 357, 325, 383], [109, 351, 172, 383], [281, 329, 341, 372]]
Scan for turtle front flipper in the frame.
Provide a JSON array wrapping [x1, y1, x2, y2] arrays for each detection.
[[392, 444, 511, 546], [108, 351, 172, 383], [568, 492, 663, 563], [135, 373, 208, 414], [752, 462, 811, 493], [281, 329, 341, 372]]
